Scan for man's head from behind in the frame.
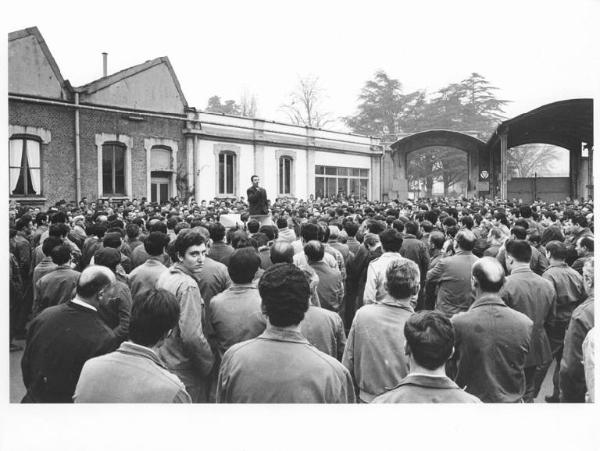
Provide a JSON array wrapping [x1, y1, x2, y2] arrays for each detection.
[[472, 257, 505, 294], [144, 232, 169, 257], [385, 259, 420, 300], [228, 247, 261, 284], [270, 241, 294, 264], [505, 239, 532, 272], [404, 311, 455, 371], [304, 240, 325, 263], [76, 265, 116, 304], [258, 263, 310, 327], [129, 289, 180, 348], [379, 228, 403, 253], [454, 230, 476, 252]]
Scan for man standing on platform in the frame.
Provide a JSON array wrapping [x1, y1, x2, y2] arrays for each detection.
[[247, 175, 270, 226]]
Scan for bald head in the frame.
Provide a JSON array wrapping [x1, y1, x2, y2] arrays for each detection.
[[76, 265, 115, 299], [455, 230, 476, 251], [270, 241, 295, 264], [472, 257, 505, 293]]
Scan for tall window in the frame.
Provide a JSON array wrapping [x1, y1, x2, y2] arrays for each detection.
[[315, 165, 369, 199], [279, 156, 293, 195], [102, 142, 126, 196], [218, 152, 235, 195], [10, 137, 41, 196]]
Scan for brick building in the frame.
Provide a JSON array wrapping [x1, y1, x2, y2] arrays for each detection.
[[8, 27, 381, 209]]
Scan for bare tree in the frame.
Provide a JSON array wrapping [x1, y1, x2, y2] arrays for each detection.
[[240, 90, 258, 118], [507, 144, 566, 177], [281, 75, 332, 128]]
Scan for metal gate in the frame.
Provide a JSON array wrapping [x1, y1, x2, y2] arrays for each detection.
[[507, 177, 571, 203]]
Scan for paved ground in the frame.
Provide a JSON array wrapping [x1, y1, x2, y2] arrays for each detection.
[[8, 338, 556, 403]]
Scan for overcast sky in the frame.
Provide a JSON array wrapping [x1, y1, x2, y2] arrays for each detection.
[[5, 0, 599, 132]]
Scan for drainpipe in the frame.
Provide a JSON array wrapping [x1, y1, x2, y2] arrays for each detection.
[[75, 92, 81, 202]]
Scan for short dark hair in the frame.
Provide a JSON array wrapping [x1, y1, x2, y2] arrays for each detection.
[[404, 221, 419, 236], [455, 230, 476, 251], [49, 223, 69, 238], [259, 225, 277, 241], [42, 236, 63, 257], [344, 221, 358, 237], [149, 221, 167, 234], [472, 257, 505, 293], [251, 175, 259, 182], [270, 241, 294, 264], [304, 240, 325, 262], [572, 215, 588, 228], [276, 217, 288, 229], [126, 223, 140, 239], [460, 216, 474, 230], [510, 226, 527, 240], [50, 244, 71, 265], [519, 205, 532, 218], [421, 220, 433, 233], [247, 219, 260, 234], [258, 263, 309, 327], [505, 239, 532, 263], [429, 231, 445, 250], [404, 311, 455, 370], [379, 229, 403, 252], [546, 240, 567, 261], [228, 247, 261, 284], [174, 231, 205, 260], [578, 236, 594, 252], [103, 232, 122, 249], [144, 232, 169, 256], [366, 220, 386, 235], [209, 222, 226, 242], [129, 289, 180, 347], [541, 226, 564, 245], [386, 260, 420, 299], [300, 223, 321, 241]]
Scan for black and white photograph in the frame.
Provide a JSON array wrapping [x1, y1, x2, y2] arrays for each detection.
[[2, 0, 598, 449]]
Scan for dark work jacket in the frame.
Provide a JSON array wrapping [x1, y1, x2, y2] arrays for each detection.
[[400, 234, 429, 284], [246, 186, 269, 215], [500, 267, 556, 367], [452, 295, 533, 403], [21, 301, 117, 403]]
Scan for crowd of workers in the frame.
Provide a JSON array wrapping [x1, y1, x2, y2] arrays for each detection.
[[8, 190, 595, 403]]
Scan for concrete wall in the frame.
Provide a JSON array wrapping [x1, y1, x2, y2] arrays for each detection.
[[81, 63, 186, 114], [9, 33, 66, 99]]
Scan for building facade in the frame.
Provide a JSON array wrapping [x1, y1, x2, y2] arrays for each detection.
[[8, 27, 382, 209]]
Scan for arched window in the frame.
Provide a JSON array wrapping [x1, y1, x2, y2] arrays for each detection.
[[9, 136, 41, 196], [218, 151, 236, 195], [102, 142, 126, 196], [279, 156, 293, 195]]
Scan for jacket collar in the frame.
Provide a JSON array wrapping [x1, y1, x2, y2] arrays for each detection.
[[379, 295, 415, 312], [259, 325, 308, 344], [395, 373, 460, 390], [117, 342, 166, 369], [509, 265, 533, 275], [469, 293, 506, 310], [454, 250, 474, 256], [230, 283, 258, 291]]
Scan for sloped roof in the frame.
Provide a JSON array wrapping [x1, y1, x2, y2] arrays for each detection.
[[390, 129, 486, 154], [487, 99, 593, 152], [75, 56, 188, 107], [9, 26, 69, 94]]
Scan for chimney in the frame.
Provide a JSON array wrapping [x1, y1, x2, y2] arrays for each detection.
[[102, 52, 108, 77]]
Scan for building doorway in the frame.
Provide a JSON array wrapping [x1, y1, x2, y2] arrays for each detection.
[[151, 172, 170, 204]]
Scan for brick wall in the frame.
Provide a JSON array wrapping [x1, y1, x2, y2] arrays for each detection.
[[9, 99, 187, 207], [9, 100, 75, 207], [78, 109, 185, 201]]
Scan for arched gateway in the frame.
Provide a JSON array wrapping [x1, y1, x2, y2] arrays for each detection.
[[382, 130, 489, 201]]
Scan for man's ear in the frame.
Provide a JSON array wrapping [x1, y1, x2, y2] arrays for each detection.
[[404, 341, 411, 357], [449, 346, 455, 360]]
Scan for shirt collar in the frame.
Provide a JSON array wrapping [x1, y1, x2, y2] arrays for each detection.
[[549, 262, 568, 268], [71, 296, 97, 312]]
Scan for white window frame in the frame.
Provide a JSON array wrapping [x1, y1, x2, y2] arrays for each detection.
[[95, 133, 132, 199]]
